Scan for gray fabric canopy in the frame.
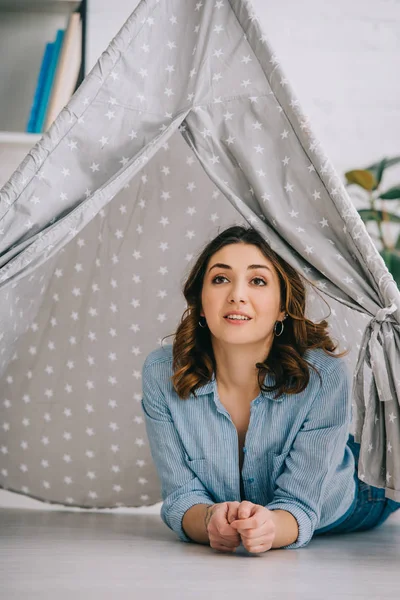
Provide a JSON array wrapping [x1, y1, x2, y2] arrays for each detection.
[[0, 0, 399, 509]]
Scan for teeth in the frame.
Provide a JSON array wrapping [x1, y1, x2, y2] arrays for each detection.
[[226, 315, 250, 320]]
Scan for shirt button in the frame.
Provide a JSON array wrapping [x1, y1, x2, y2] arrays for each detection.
[[248, 477, 255, 483]]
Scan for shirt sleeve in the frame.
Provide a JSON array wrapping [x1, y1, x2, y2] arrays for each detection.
[[266, 358, 352, 549], [141, 359, 215, 543]]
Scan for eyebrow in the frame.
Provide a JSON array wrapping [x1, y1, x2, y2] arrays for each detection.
[[208, 263, 272, 274]]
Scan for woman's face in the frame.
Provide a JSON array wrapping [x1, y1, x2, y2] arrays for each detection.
[[200, 243, 286, 347]]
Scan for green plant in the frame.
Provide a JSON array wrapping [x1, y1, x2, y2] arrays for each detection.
[[345, 156, 400, 285]]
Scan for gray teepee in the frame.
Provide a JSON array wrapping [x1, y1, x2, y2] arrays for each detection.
[[0, 0, 399, 509]]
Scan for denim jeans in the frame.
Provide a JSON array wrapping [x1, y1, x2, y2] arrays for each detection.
[[315, 433, 400, 537]]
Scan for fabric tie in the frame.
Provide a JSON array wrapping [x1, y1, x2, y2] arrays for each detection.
[[353, 302, 398, 440]]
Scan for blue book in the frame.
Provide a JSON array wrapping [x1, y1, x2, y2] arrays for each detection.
[[26, 42, 54, 133], [34, 29, 65, 133]]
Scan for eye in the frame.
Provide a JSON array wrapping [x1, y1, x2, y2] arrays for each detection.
[[252, 277, 267, 286], [211, 275, 267, 286]]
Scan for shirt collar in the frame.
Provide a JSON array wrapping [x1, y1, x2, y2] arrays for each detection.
[[194, 371, 284, 402]]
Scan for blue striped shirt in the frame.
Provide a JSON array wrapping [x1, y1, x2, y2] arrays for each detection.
[[141, 343, 357, 549]]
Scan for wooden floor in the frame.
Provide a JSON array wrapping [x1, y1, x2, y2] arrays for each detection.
[[1, 505, 400, 600]]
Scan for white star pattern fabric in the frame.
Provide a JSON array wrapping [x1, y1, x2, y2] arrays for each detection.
[[0, 0, 399, 508]]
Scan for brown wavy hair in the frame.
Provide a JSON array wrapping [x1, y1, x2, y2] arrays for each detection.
[[163, 225, 348, 400]]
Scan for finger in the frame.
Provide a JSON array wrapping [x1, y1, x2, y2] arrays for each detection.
[[211, 503, 230, 526], [213, 511, 238, 532], [240, 527, 275, 551], [237, 501, 255, 520], [226, 505, 235, 524], [240, 530, 270, 550], [211, 519, 241, 543], [218, 527, 241, 540], [231, 518, 257, 531], [210, 537, 240, 550], [242, 531, 270, 545], [227, 510, 236, 524], [212, 542, 238, 551], [218, 529, 240, 543], [226, 502, 240, 524], [231, 507, 270, 531], [244, 543, 270, 554], [218, 526, 241, 544], [233, 520, 273, 539]]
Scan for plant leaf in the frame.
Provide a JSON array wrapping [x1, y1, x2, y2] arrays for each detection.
[[358, 209, 400, 223], [345, 169, 376, 191], [378, 186, 400, 200], [380, 248, 400, 286], [363, 156, 400, 190], [367, 158, 387, 189], [365, 156, 400, 172]]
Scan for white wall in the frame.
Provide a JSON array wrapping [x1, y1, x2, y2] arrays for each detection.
[[86, 0, 400, 176], [1, 0, 399, 510]]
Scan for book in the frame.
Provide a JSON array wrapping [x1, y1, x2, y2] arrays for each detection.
[[34, 28, 65, 133], [44, 13, 82, 131], [26, 42, 55, 134]]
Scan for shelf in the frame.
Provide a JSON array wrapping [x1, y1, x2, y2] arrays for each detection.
[[0, 132, 41, 145], [0, 1, 81, 13], [0, 0, 87, 190], [0, 0, 86, 133]]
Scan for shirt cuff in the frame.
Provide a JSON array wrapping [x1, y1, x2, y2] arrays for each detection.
[[162, 494, 215, 543], [266, 501, 314, 549]]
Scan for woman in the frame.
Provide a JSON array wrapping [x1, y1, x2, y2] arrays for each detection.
[[141, 225, 400, 554]]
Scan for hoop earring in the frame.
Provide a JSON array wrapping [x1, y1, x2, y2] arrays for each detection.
[[198, 316, 207, 329], [274, 320, 284, 336]]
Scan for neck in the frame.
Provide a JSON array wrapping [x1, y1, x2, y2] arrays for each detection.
[[212, 336, 273, 398]]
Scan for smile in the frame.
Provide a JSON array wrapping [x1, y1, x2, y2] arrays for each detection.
[[224, 316, 252, 324]]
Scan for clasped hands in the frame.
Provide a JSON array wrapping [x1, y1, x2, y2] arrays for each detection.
[[206, 500, 276, 554]]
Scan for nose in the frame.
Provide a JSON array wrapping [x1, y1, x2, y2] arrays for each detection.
[[228, 281, 247, 304]]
